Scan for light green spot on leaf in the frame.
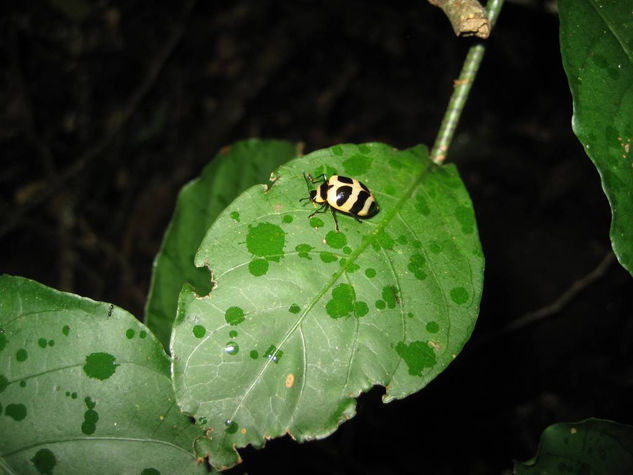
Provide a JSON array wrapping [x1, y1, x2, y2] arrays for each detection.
[[85, 396, 96, 410], [309, 217, 324, 228], [16, 348, 28, 362], [225, 420, 238, 433], [225, 307, 245, 326], [296, 243, 314, 259], [193, 325, 206, 338], [389, 159, 403, 169], [31, 448, 56, 475], [395, 341, 437, 376], [373, 230, 395, 250], [426, 321, 440, 333], [83, 352, 117, 381], [450, 287, 469, 305], [454, 205, 474, 234], [82, 408, 99, 434], [5, 403, 27, 421], [415, 192, 430, 215], [341, 261, 360, 273], [408, 254, 427, 280], [342, 154, 371, 176], [249, 258, 269, 276], [320, 252, 337, 263], [326, 231, 347, 249], [354, 301, 369, 317], [246, 222, 285, 259], [263, 345, 283, 363], [0, 375, 8, 393], [382, 286, 398, 308], [326, 284, 356, 319]]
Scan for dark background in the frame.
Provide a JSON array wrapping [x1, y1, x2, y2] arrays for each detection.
[[2, 1, 632, 473]]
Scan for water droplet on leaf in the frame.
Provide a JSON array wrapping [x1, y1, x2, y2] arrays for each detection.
[[224, 341, 239, 355]]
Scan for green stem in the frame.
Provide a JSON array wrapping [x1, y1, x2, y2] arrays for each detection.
[[430, 0, 505, 164]]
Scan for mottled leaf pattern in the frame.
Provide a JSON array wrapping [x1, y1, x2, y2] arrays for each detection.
[[0, 275, 213, 474], [171, 143, 484, 470], [559, 0, 633, 275]]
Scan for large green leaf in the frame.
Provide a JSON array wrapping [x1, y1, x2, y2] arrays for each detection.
[[515, 418, 633, 474], [171, 143, 484, 469], [0, 275, 213, 474], [145, 139, 298, 349], [559, 0, 633, 276]]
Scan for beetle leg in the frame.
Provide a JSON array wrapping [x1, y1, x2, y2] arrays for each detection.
[[303, 172, 313, 191], [330, 207, 340, 232], [308, 203, 329, 218]]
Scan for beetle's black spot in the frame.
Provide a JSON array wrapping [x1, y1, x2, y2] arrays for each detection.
[[335, 186, 353, 207], [318, 183, 329, 202], [367, 200, 379, 217], [336, 176, 354, 184], [350, 190, 370, 215], [359, 181, 370, 192]]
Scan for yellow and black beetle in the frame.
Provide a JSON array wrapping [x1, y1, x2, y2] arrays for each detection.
[[300, 173, 379, 231]]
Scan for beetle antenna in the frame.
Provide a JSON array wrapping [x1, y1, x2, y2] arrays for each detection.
[[302, 172, 313, 193]]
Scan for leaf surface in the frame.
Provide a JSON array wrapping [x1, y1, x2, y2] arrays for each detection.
[[0, 275, 213, 474], [171, 143, 484, 469], [559, 0, 633, 275], [515, 418, 633, 474], [145, 139, 298, 349]]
